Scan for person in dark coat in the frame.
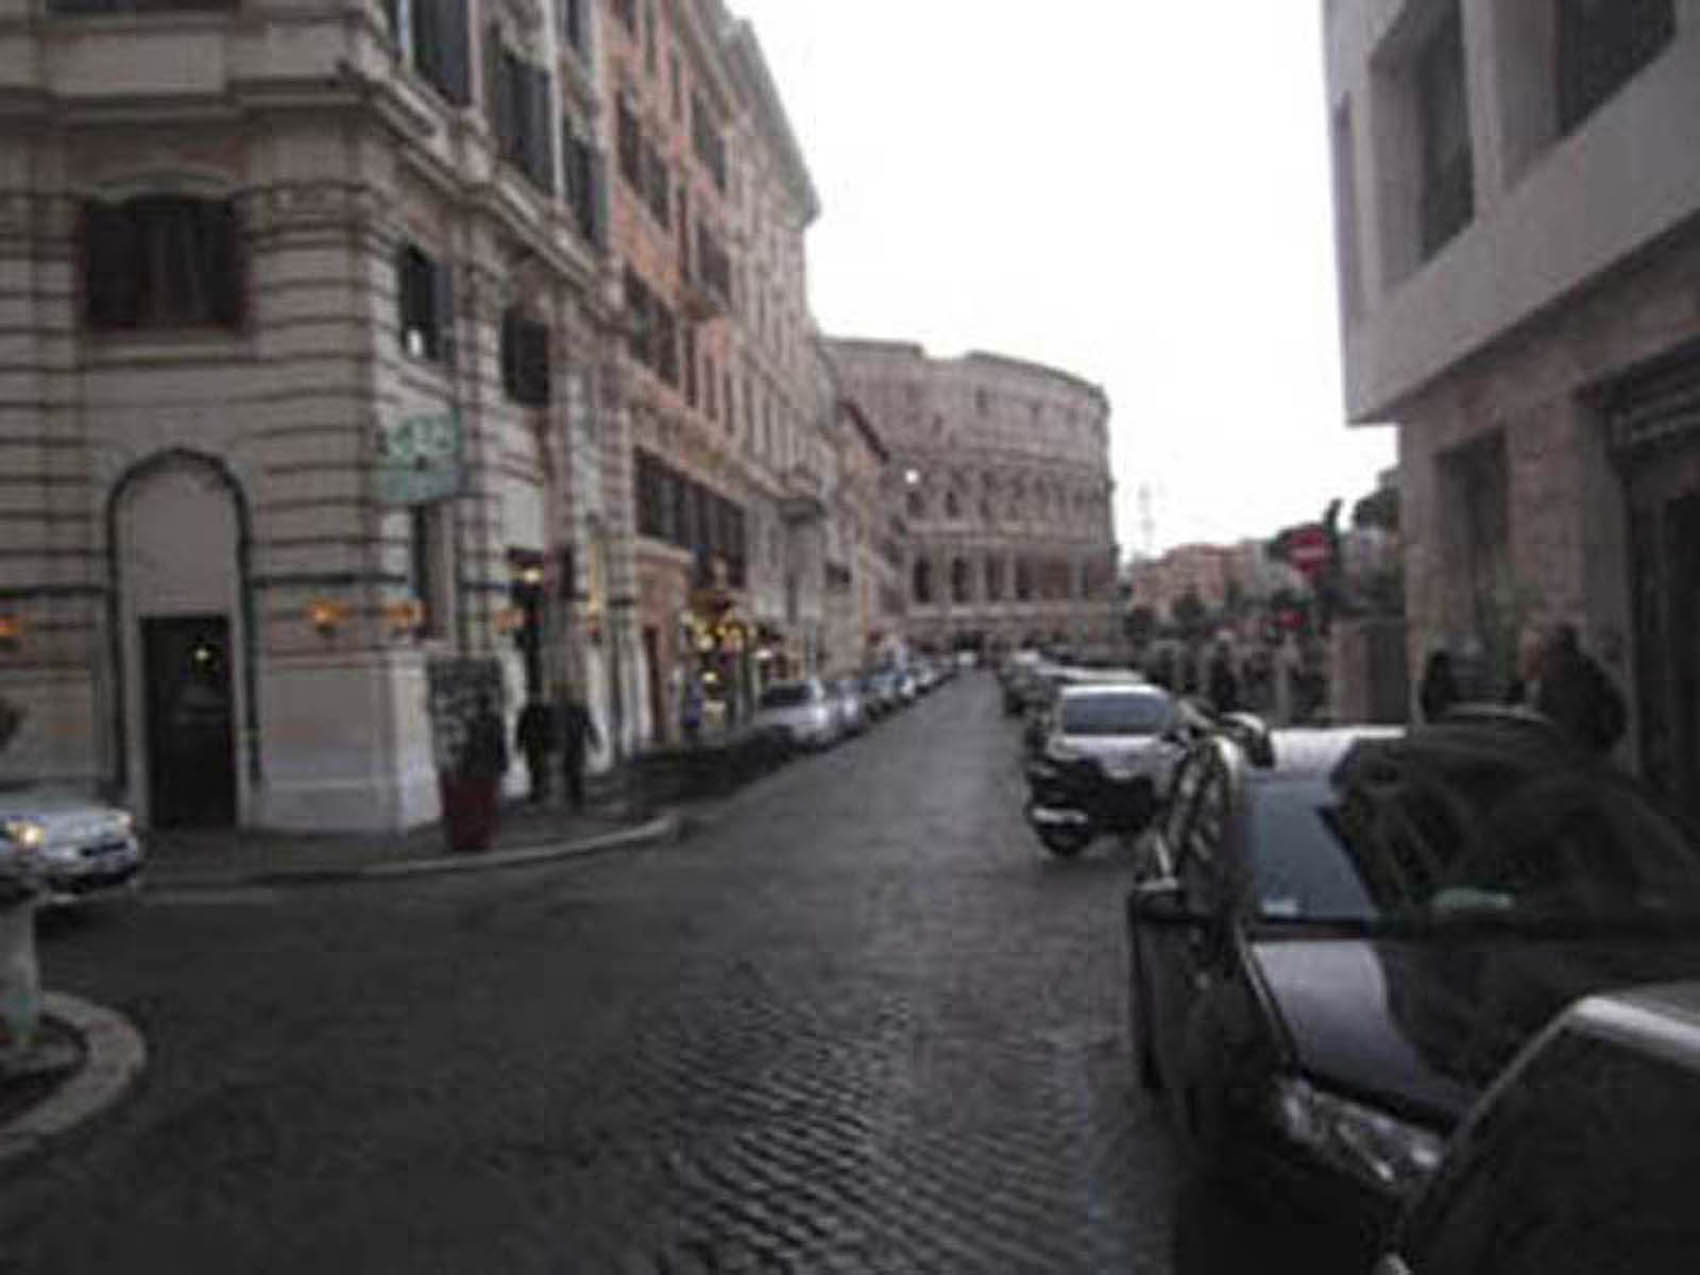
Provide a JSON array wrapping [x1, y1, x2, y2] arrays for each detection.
[[1535, 624, 1627, 756], [514, 698, 558, 803], [1206, 642, 1240, 714], [1418, 650, 1460, 723], [558, 688, 601, 812]]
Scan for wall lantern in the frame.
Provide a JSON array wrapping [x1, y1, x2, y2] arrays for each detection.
[[517, 564, 545, 588], [0, 614, 21, 650], [307, 598, 350, 639], [385, 598, 425, 638]]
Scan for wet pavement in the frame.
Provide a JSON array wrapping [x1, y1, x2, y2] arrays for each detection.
[[1, 674, 1178, 1273]]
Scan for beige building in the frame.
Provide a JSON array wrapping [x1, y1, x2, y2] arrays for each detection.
[[609, 0, 827, 742], [0, 0, 626, 830], [1325, 0, 1700, 813], [827, 340, 1118, 657]]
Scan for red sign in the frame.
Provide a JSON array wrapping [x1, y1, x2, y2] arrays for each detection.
[[1288, 525, 1330, 576]]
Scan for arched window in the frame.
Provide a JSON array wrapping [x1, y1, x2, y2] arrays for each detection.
[[985, 557, 1005, 602], [951, 558, 972, 605], [912, 558, 933, 605], [907, 488, 926, 519], [1015, 558, 1033, 602], [944, 489, 962, 520]]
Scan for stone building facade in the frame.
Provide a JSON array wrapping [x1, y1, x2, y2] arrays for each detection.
[[608, 0, 828, 744], [826, 340, 1118, 658], [0, 0, 623, 830], [1325, 0, 1700, 814]]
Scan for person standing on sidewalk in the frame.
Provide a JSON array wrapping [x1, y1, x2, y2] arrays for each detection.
[[558, 687, 601, 813], [1418, 649, 1460, 723], [461, 693, 509, 851], [514, 697, 558, 804]]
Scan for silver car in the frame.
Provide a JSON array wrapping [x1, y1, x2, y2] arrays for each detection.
[[751, 679, 839, 749], [829, 679, 868, 736], [0, 784, 144, 906]]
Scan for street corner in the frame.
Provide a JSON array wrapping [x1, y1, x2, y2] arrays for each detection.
[[0, 992, 146, 1173]]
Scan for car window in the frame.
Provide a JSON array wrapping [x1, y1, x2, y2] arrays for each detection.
[[1402, 1028, 1700, 1274], [1245, 779, 1379, 921], [758, 684, 810, 708], [1059, 692, 1171, 736]]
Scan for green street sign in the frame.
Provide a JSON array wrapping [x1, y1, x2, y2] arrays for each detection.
[[376, 410, 462, 506]]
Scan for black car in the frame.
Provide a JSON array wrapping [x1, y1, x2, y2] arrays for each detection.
[[1376, 979, 1700, 1275], [1127, 714, 1700, 1273]]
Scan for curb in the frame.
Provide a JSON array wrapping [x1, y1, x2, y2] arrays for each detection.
[[0, 992, 147, 1171], [146, 812, 685, 893]]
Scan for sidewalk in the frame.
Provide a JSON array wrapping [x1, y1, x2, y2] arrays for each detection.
[[145, 794, 671, 889]]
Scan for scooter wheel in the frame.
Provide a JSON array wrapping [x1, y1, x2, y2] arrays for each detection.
[[1038, 828, 1091, 858]]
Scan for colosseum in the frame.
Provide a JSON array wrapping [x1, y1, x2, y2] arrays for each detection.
[[826, 339, 1120, 658]]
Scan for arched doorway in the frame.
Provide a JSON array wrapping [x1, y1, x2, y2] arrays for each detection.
[[109, 450, 253, 828]]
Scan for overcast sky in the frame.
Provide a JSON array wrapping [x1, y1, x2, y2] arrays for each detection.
[[732, 0, 1396, 556]]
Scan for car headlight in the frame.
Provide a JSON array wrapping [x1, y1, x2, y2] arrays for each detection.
[[1271, 1076, 1444, 1194], [2, 819, 45, 851]]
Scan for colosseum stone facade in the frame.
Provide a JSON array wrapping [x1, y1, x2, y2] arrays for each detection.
[[826, 340, 1120, 657]]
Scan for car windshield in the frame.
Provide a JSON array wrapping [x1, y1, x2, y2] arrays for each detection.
[[1059, 692, 1171, 737], [1248, 761, 1700, 926], [758, 684, 813, 709]]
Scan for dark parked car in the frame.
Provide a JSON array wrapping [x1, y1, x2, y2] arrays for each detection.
[[1130, 715, 1700, 1273], [1374, 979, 1700, 1275]]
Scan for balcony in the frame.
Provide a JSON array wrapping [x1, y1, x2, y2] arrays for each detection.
[[779, 463, 826, 523]]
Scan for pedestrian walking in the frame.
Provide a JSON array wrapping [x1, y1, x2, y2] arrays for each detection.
[[558, 687, 601, 812], [1535, 624, 1627, 755], [1418, 649, 1460, 723], [680, 674, 704, 745], [1206, 642, 1240, 714], [514, 697, 558, 803]]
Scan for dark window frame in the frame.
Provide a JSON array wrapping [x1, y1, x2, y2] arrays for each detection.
[[500, 307, 552, 407], [1556, 0, 1675, 136], [81, 194, 245, 332], [396, 241, 456, 368], [1416, 4, 1474, 261]]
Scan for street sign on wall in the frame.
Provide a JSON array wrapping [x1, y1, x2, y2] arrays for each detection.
[[375, 409, 463, 506]]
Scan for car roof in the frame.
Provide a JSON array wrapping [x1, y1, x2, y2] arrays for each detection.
[[1058, 681, 1167, 701]]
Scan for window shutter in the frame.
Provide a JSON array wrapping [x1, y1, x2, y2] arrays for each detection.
[[431, 256, 456, 368], [206, 200, 244, 329], [528, 65, 555, 194], [438, 0, 472, 104], [588, 149, 608, 248], [82, 201, 139, 328]]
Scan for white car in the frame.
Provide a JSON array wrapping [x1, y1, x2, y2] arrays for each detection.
[[829, 679, 868, 736], [751, 679, 839, 749], [0, 784, 144, 906]]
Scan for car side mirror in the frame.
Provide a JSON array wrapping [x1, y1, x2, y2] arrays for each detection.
[[1126, 877, 1209, 927]]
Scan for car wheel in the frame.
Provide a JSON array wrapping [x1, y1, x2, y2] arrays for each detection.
[[1038, 828, 1091, 857]]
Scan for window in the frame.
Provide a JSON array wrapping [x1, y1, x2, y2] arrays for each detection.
[[408, 505, 444, 637], [396, 242, 455, 366], [82, 196, 243, 330], [912, 559, 933, 606], [1015, 558, 1033, 601], [1416, 4, 1473, 260], [696, 222, 732, 306], [704, 355, 718, 420], [643, 0, 657, 75], [944, 489, 962, 520], [622, 268, 677, 385], [611, 0, 634, 36], [1060, 692, 1173, 738], [950, 558, 971, 605], [617, 98, 643, 191], [724, 372, 735, 432], [562, 118, 603, 245], [655, 305, 678, 386], [500, 308, 551, 407], [669, 53, 683, 120], [683, 325, 698, 408], [975, 388, 990, 415], [409, 0, 473, 106], [690, 91, 728, 190], [487, 35, 555, 195], [1557, 0, 1674, 136], [561, 0, 589, 57], [985, 557, 1004, 602]]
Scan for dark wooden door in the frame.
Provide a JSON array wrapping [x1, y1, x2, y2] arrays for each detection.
[[142, 614, 237, 828]]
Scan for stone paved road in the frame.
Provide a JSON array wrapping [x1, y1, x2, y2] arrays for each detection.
[[0, 675, 1178, 1273]]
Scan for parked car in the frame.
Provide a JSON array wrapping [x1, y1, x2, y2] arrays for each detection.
[[1129, 714, 1700, 1274], [1025, 683, 1185, 856], [1374, 980, 1700, 1275], [864, 669, 903, 715], [0, 783, 143, 907], [750, 679, 838, 750], [828, 678, 868, 736]]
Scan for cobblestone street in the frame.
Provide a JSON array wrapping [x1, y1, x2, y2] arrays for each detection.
[[0, 675, 1178, 1273]]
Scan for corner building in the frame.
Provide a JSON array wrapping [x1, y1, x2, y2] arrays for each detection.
[[826, 340, 1119, 658], [0, 0, 623, 830], [1324, 0, 1700, 816]]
